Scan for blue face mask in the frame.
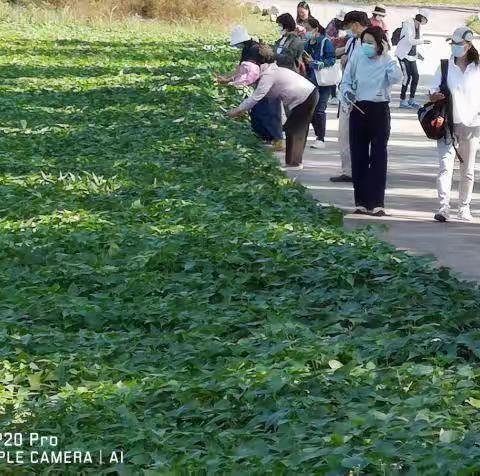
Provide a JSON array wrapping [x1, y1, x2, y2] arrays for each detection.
[[304, 32, 314, 40], [452, 44, 467, 58], [362, 43, 377, 58]]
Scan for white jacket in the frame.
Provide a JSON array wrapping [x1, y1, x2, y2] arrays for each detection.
[[395, 18, 425, 61]]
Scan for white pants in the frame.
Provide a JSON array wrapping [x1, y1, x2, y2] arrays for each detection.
[[437, 123, 480, 209], [338, 106, 351, 176]]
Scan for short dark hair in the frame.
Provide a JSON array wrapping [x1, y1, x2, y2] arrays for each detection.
[[334, 18, 344, 31], [307, 18, 326, 36], [343, 11, 370, 28], [415, 13, 427, 24], [277, 13, 297, 32], [467, 44, 479, 65], [361, 26, 388, 55]]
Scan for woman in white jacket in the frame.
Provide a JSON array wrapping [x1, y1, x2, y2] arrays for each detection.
[[430, 27, 480, 222], [395, 8, 431, 109]]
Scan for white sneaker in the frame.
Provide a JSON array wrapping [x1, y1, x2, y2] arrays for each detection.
[[282, 164, 303, 171], [310, 140, 325, 149], [434, 207, 450, 222], [329, 97, 339, 105], [458, 206, 473, 222]]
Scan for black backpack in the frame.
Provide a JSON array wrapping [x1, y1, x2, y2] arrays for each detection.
[[418, 60, 463, 161], [418, 60, 449, 141], [391, 27, 403, 46]]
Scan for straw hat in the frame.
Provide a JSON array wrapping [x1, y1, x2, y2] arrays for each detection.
[[372, 5, 387, 17]]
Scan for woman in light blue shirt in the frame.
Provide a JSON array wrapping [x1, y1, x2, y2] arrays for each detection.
[[341, 26, 402, 216]]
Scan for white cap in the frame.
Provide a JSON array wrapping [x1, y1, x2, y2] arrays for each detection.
[[418, 8, 431, 21], [448, 26, 474, 43], [336, 9, 347, 21], [230, 26, 251, 46], [269, 5, 279, 16]]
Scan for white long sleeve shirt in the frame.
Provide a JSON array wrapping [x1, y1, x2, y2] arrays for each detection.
[[341, 52, 402, 103], [430, 58, 480, 127], [395, 18, 425, 61], [238, 63, 315, 112]]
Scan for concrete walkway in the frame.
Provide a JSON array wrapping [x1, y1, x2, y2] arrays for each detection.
[[263, 1, 480, 280], [280, 84, 480, 281]]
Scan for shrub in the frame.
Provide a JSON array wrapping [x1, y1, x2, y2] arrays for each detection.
[[4, 0, 247, 21]]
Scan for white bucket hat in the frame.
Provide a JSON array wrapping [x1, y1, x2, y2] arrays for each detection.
[[230, 26, 251, 46], [418, 8, 431, 22]]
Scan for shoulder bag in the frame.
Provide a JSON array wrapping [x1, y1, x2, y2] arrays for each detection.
[[314, 38, 342, 86]]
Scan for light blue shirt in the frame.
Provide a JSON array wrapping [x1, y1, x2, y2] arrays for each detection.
[[341, 51, 402, 103]]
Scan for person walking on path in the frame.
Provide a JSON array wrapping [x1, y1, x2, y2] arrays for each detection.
[[395, 9, 432, 109], [227, 45, 319, 170], [304, 18, 336, 149], [274, 13, 305, 73], [330, 11, 370, 183], [430, 27, 480, 223], [341, 26, 402, 216], [217, 26, 283, 149], [370, 5, 388, 34]]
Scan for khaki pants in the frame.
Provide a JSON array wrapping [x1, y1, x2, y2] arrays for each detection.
[[338, 106, 352, 176], [437, 123, 480, 209]]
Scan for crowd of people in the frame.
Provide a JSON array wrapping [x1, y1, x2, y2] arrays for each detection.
[[218, 2, 480, 222]]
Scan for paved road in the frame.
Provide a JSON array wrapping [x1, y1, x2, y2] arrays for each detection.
[[257, 0, 478, 75], [278, 81, 480, 281], [259, 2, 480, 280]]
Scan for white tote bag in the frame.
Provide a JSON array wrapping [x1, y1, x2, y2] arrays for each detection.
[[314, 38, 342, 86]]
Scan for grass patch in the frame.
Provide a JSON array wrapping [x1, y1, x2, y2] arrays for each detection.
[[467, 15, 480, 33], [1, 0, 249, 22], [351, 0, 480, 5], [0, 13, 480, 475]]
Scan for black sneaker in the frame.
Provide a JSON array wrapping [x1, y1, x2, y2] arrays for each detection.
[[330, 174, 352, 183]]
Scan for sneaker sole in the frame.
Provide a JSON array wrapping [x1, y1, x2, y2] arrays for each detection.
[[434, 213, 447, 222]]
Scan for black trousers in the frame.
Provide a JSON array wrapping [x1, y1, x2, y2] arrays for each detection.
[[399, 58, 419, 100], [349, 101, 390, 210], [284, 89, 319, 165]]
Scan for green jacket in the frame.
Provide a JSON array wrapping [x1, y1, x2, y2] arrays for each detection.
[[273, 33, 304, 72]]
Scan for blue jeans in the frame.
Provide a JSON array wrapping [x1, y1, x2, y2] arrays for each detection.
[[250, 96, 283, 142], [311, 86, 331, 141]]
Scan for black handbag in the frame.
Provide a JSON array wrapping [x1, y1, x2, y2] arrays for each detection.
[[418, 59, 463, 162]]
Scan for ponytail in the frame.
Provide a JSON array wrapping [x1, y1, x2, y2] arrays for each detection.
[[467, 44, 479, 66]]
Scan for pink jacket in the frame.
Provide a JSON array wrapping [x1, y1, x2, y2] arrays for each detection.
[[370, 17, 388, 32], [229, 61, 260, 87]]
